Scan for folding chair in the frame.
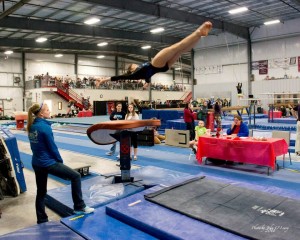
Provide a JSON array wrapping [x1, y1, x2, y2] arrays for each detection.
[[272, 130, 292, 168]]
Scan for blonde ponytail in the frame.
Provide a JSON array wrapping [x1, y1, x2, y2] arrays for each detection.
[[27, 103, 42, 133]]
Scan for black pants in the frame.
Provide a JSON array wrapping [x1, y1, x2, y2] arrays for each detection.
[[32, 162, 85, 224], [186, 122, 195, 141], [131, 132, 138, 148]]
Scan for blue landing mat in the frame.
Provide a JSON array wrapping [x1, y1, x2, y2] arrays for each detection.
[[271, 117, 297, 124], [61, 207, 157, 240], [0, 221, 84, 240], [46, 166, 194, 217], [106, 186, 245, 240], [165, 119, 232, 130], [104, 166, 194, 188], [46, 177, 145, 217], [224, 114, 267, 119]]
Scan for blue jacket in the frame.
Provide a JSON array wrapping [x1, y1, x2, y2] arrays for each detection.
[[28, 118, 63, 167], [226, 122, 249, 137]]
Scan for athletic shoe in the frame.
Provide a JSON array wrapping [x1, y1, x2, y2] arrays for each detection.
[[106, 151, 114, 156], [74, 206, 95, 214], [133, 156, 138, 161]]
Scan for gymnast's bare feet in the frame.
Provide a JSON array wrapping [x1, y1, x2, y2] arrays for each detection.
[[198, 21, 212, 37]]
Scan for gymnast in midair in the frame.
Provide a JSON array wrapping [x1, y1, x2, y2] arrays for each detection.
[[99, 21, 213, 88]]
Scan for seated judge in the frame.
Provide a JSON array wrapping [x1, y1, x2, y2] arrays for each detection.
[[226, 115, 249, 137]]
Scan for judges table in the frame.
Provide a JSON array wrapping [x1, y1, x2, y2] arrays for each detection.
[[196, 135, 288, 170], [77, 110, 93, 117]]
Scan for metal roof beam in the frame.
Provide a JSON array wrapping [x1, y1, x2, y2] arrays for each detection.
[[0, 0, 31, 20], [0, 16, 181, 45], [290, 0, 300, 6], [82, 0, 249, 39], [0, 38, 146, 54], [0, 37, 191, 65]]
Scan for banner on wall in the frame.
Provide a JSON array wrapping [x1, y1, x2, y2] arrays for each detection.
[[251, 61, 259, 70], [195, 65, 222, 75], [269, 58, 289, 69], [259, 60, 268, 75], [298, 56, 300, 72], [290, 57, 296, 65]]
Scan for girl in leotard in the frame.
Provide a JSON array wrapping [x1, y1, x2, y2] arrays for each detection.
[[99, 21, 212, 88]]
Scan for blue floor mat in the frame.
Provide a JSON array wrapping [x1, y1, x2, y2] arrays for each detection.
[[61, 207, 157, 240], [0, 221, 84, 240]]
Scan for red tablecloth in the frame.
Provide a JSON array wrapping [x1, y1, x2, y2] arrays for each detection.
[[196, 136, 288, 170], [77, 111, 93, 117], [268, 111, 282, 118]]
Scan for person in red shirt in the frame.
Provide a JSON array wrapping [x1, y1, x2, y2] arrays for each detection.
[[184, 103, 195, 140]]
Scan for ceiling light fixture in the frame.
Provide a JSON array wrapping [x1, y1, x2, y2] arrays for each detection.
[[4, 50, 13, 55], [150, 27, 165, 34], [228, 7, 248, 14], [97, 42, 108, 47], [84, 17, 100, 25], [36, 37, 47, 43], [175, 67, 181, 70], [55, 54, 63, 58], [97, 55, 105, 59], [264, 19, 280, 25], [141, 45, 151, 49]]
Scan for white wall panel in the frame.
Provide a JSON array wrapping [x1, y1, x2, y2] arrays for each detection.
[[26, 53, 75, 64], [26, 60, 75, 78], [78, 65, 115, 77], [0, 88, 23, 115], [78, 56, 115, 68], [251, 18, 300, 42], [195, 44, 248, 66], [196, 32, 247, 50], [0, 73, 9, 86], [0, 57, 22, 73]]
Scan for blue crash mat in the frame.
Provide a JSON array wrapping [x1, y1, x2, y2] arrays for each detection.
[[46, 166, 194, 217], [45, 176, 145, 217], [61, 206, 157, 240], [106, 186, 245, 240], [0, 221, 84, 240]]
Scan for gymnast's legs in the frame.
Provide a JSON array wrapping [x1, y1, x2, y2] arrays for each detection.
[[99, 21, 212, 85], [151, 21, 212, 68]]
